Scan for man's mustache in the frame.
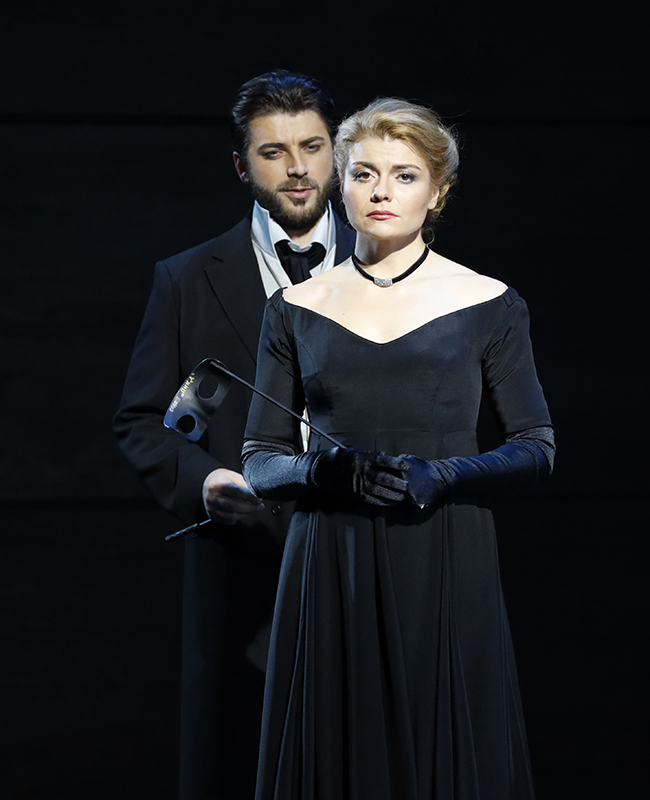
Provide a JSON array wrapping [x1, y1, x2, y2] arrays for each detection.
[[277, 178, 320, 191]]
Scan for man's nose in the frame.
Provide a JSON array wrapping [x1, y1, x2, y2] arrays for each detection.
[[287, 151, 308, 177]]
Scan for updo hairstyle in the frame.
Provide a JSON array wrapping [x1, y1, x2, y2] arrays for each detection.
[[334, 98, 459, 241]]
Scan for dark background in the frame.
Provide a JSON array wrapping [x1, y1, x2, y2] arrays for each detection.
[[1, 1, 647, 797]]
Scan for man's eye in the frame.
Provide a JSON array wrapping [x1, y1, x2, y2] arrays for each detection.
[[262, 150, 281, 159], [306, 144, 321, 152]]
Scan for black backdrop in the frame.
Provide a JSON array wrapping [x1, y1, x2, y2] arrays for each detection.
[[1, 2, 647, 797]]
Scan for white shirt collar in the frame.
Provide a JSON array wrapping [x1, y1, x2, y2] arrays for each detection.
[[251, 200, 334, 257]]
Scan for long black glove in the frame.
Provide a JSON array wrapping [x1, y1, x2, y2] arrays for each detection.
[[400, 426, 555, 507], [242, 441, 408, 506]]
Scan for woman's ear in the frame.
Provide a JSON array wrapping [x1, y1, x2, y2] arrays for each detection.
[[428, 186, 440, 211]]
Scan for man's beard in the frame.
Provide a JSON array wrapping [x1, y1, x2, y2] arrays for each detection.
[[249, 172, 337, 234]]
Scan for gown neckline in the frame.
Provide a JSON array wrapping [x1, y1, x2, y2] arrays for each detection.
[[281, 287, 512, 346]]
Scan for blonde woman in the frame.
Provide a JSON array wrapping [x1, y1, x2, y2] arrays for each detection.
[[243, 98, 554, 800]]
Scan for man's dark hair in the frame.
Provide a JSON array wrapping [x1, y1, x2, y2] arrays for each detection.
[[230, 70, 337, 155]]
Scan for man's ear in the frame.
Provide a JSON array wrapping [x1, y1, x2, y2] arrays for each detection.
[[233, 152, 249, 184]]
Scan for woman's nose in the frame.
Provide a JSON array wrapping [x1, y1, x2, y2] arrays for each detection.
[[371, 182, 390, 202]]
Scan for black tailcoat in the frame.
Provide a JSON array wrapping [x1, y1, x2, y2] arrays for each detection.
[[114, 214, 355, 799]]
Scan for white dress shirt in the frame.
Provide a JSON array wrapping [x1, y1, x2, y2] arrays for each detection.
[[250, 200, 338, 299]]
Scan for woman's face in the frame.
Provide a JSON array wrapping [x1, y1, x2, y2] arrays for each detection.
[[341, 136, 439, 242]]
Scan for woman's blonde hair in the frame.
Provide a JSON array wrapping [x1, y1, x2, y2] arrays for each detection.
[[334, 98, 459, 241]]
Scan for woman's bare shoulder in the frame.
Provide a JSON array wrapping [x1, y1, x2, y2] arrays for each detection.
[[430, 252, 508, 302], [282, 261, 354, 308]]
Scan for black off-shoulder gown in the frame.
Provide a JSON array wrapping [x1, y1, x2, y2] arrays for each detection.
[[244, 286, 552, 800]]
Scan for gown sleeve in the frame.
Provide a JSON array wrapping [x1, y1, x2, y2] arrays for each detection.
[[470, 290, 555, 488], [242, 291, 321, 499], [481, 290, 552, 438], [403, 291, 555, 506]]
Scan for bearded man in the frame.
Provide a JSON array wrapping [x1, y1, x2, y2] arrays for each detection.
[[113, 71, 354, 800]]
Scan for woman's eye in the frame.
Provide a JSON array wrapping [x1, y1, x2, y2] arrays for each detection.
[[398, 172, 416, 182], [352, 171, 371, 181]]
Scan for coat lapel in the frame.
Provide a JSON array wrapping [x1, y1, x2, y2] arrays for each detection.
[[203, 217, 267, 365], [203, 212, 354, 365]]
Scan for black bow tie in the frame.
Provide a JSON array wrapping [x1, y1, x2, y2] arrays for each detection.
[[275, 240, 327, 284]]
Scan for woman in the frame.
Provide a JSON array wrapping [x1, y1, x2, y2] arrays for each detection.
[[242, 98, 554, 800]]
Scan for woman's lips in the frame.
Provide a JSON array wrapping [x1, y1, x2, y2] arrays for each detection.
[[367, 211, 397, 219]]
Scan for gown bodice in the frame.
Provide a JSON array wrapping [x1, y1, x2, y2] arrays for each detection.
[[246, 286, 551, 461]]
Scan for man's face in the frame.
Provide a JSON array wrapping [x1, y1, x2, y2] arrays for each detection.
[[233, 110, 336, 235]]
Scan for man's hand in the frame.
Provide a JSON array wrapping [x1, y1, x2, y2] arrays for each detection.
[[202, 468, 265, 525]]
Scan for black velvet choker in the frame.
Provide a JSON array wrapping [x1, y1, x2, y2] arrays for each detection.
[[351, 248, 429, 287]]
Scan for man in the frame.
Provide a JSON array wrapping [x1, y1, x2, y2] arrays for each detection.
[[113, 71, 354, 799]]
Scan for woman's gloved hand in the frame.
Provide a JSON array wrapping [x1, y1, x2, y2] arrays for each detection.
[[399, 456, 448, 507], [312, 447, 408, 506]]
